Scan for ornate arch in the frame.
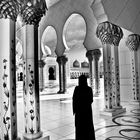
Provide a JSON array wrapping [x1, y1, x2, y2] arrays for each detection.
[[41, 25, 57, 58], [62, 12, 87, 50]]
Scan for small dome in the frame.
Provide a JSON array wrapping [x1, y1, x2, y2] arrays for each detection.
[[81, 61, 89, 68], [73, 60, 80, 68]]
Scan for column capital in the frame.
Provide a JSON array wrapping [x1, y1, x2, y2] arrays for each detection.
[[38, 60, 45, 68], [86, 49, 101, 61], [0, 0, 20, 21], [96, 21, 123, 46], [57, 55, 68, 65], [126, 34, 140, 51], [20, 0, 47, 26]]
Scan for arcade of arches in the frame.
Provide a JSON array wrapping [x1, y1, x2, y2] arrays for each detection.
[[0, 0, 140, 140]]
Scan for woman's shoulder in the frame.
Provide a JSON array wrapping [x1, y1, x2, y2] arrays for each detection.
[[86, 86, 92, 90], [75, 86, 79, 89], [74, 86, 80, 92]]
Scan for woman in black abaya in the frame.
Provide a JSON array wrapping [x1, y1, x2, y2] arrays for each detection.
[[72, 75, 96, 140]]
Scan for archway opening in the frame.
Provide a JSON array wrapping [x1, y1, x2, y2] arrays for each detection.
[[16, 40, 23, 82], [63, 13, 88, 85], [41, 26, 58, 89], [41, 26, 57, 58]]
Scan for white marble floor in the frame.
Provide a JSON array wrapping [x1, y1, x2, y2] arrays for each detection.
[[16, 81, 140, 140]]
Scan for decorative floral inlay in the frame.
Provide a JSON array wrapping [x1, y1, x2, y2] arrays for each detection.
[[2, 59, 10, 140], [23, 60, 28, 133], [28, 64, 35, 134], [103, 49, 113, 110], [111, 48, 121, 108], [11, 44, 17, 140], [131, 53, 139, 101]]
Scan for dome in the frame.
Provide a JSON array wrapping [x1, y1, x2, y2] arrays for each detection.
[[73, 60, 80, 68], [81, 61, 89, 68]]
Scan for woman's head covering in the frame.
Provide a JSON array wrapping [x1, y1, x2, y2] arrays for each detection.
[[78, 75, 88, 86]]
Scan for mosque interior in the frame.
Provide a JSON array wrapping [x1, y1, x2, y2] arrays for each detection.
[[0, 0, 140, 140]]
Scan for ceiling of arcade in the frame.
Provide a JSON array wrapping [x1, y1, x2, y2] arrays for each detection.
[[102, 0, 140, 35], [44, 0, 140, 35], [16, 0, 140, 57]]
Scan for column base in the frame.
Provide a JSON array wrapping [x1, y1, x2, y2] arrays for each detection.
[[39, 87, 44, 92], [113, 105, 123, 109], [93, 92, 100, 97], [37, 131, 50, 140], [23, 131, 43, 140], [17, 137, 22, 140], [57, 90, 67, 94], [100, 108, 126, 117], [38, 136, 50, 140]]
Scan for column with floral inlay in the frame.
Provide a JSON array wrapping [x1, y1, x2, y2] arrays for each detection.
[[96, 21, 123, 111], [110, 25, 123, 109], [86, 49, 101, 96], [56, 55, 68, 94], [20, 0, 47, 139], [126, 34, 140, 102], [0, 0, 20, 140]]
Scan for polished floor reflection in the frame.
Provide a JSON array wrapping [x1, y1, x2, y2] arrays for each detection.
[[17, 81, 140, 140]]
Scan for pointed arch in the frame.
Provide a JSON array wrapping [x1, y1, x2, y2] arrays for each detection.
[[63, 13, 87, 50], [41, 25, 57, 58]]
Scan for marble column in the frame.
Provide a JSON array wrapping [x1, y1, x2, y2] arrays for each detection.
[[96, 21, 125, 115], [56, 56, 68, 94], [111, 33, 123, 109], [126, 34, 140, 102], [38, 60, 45, 91], [86, 49, 101, 96], [0, 0, 19, 140], [20, 1, 47, 139]]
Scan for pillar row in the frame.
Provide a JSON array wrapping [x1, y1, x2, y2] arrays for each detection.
[[96, 21, 123, 111], [20, 1, 47, 139], [86, 49, 101, 96], [56, 56, 68, 94], [0, 0, 20, 140], [126, 34, 140, 102]]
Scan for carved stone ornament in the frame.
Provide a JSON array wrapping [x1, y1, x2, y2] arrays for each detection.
[[86, 49, 101, 61], [19, 0, 47, 25], [96, 21, 123, 46], [0, 0, 20, 21], [38, 60, 45, 68], [126, 34, 140, 51], [57, 55, 68, 65]]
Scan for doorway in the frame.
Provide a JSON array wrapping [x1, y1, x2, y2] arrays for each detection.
[[48, 66, 56, 80]]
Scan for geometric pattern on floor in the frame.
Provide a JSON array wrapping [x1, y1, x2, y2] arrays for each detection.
[[95, 109, 140, 140]]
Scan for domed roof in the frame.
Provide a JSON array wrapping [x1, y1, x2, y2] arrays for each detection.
[[73, 60, 80, 68], [81, 61, 89, 68]]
